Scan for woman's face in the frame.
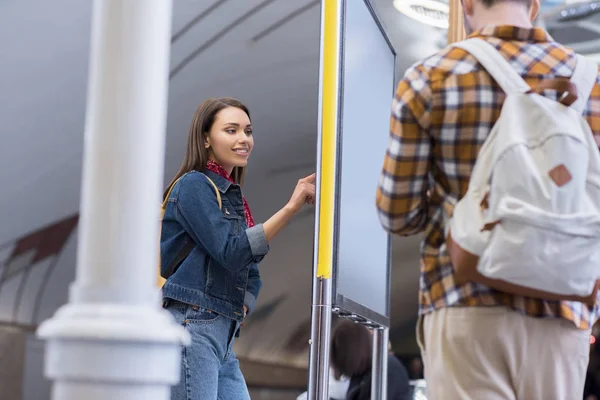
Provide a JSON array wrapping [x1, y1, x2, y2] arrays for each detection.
[[205, 106, 254, 174]]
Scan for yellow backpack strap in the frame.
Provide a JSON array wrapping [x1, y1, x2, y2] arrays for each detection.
[[161, 178, 180, 215], [158, 178, 181, 288], [158, 175, 223, 287], [205, 176, 222, 209]]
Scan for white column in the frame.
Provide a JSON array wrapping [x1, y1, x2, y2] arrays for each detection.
[[37, 1, 188, 399]]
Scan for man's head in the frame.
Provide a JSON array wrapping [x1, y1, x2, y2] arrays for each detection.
[[461, 0, 541, 35]]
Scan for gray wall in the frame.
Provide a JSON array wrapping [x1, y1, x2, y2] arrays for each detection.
[[22, 334, 50, 400], [0, 326, 26, 400]]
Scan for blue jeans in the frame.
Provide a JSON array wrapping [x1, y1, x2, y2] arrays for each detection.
[[164, 299, 250, 400]]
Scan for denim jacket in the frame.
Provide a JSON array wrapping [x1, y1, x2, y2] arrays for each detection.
[[160, 170, 268, 322]]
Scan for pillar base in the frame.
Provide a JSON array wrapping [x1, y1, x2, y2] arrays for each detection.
[[37, 303, 189, 400]]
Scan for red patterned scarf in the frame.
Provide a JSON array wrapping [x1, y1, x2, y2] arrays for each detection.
[[206, 160, 255, 228]]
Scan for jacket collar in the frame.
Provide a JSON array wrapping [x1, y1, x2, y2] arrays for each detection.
[[203, 169, 234, 193]]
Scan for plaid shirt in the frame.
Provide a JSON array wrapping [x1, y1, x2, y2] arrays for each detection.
[[376, 25, 600, 330]]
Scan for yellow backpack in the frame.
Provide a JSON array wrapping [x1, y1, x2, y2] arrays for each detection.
[[157, 175, 222, 287]]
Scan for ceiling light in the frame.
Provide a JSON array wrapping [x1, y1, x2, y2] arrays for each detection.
[[394, 0, 450, 29]]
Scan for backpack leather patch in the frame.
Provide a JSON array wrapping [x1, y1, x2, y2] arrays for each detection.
[[548, 164, 572, 187]]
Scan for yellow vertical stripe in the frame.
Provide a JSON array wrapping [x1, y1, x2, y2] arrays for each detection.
[[317, 0, 340, 279]]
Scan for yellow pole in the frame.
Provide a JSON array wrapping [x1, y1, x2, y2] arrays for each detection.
[[316, 0, 340, 280], [308, 1, 341, 397], [448, 0, 466, 44]]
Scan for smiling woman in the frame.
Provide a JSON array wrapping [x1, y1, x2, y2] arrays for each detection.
[[164, 98, 253, 189], [205, 108, 254, 172], [159, 97, 317, 400]]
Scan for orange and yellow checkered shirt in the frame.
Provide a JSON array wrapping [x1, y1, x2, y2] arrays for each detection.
[[376, 25, 600, 330]]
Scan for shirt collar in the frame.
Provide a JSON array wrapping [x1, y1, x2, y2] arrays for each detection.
[[469, 25, 554, 43]]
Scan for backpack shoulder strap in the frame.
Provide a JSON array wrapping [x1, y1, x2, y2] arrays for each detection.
[[204, 176, 223, 210], [161, 177, 181, 213], [161, 173, 222, 213], [453, 38, 531, 95], [570, 53, 598, 115], [159, 174, 223, 281]]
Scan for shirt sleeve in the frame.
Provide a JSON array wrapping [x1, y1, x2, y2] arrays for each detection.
[[376, 63, 433, 236]]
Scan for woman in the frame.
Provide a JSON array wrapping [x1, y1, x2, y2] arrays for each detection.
[[330, 321, 413, 400], [160, 97, 315, 400]]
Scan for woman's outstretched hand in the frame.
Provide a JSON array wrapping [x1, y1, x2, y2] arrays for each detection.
[[262, 173, 316, 243], [286, 173, 316, 214]]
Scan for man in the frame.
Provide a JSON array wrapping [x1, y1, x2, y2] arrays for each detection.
[[376, 0, 600, 398]]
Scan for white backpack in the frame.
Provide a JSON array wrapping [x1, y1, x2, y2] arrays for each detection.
[[446, 38, 600, 300]]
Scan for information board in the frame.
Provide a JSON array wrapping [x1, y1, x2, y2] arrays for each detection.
[[332, 0, 397, 327]]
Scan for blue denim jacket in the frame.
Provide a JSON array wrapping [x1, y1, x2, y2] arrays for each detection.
[[160, 170, 268, 322]]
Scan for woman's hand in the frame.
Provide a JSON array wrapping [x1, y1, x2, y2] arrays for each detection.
[[285, 173, 316, 214], [262, 173, 316, 242]]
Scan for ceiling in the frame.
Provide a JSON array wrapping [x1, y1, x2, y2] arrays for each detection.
[[1, 0, 578, 372]]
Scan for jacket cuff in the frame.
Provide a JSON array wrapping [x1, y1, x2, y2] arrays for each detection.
[[246, 224, 269, 257]]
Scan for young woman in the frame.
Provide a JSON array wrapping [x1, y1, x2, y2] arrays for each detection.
[[160, 97, 315, 400]]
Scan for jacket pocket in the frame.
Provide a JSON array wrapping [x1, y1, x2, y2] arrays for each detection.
[[206, 258, 229, 301], [222, 208, 243, 235]]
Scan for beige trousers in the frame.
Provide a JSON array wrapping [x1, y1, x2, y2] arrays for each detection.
[[417, 307, 591, 400]]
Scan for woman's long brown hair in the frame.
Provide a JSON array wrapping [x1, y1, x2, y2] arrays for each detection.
[[163, 97, 251, 200]]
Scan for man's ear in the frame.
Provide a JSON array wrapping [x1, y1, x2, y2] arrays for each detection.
[[529, 0, 540, 21]]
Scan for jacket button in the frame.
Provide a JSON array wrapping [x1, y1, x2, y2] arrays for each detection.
[[184, 319, 189, 324], [193, 306, 198, 311]]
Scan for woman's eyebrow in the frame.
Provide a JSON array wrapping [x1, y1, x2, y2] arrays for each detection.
[[223, 122, 252, 129]]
